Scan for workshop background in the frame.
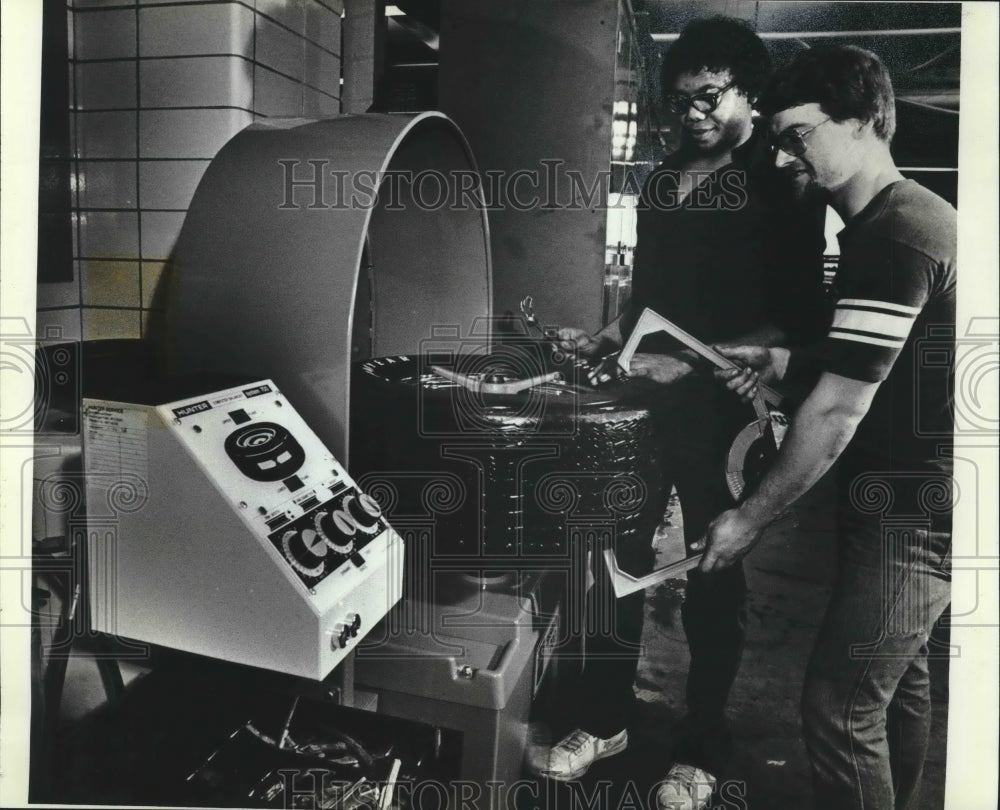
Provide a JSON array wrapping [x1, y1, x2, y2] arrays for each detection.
[[27, 2, 963, 809], [36, 0, 959, 342]]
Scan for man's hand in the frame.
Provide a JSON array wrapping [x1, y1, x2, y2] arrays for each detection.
[[712, 345, 789, 404], [556, 327, 606, 358], [692, 508, 767, 572], [627, 352, 694, 385]]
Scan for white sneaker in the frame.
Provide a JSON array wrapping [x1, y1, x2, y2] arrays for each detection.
[[655, 763, 717, 810], [537, 728, 628, 781], [524, 722, 552, 775]]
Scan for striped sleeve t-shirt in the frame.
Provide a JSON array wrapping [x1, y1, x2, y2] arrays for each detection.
[[823, 179, 957, 482], [829, 298, 921, 357]]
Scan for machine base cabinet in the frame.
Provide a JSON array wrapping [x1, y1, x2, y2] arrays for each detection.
[[355, 575, 561, 806]]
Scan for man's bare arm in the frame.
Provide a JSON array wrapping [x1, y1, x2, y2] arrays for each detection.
[[563, 317, 788, 387], [742, 371, 877, 522], [631, 321, 789, 383], [697, 371, 880, 571]]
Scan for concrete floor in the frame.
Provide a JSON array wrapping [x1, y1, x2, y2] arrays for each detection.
[[550, 474, 950, 810]]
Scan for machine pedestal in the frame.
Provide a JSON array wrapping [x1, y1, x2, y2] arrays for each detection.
[[354, 574, 560, 805]]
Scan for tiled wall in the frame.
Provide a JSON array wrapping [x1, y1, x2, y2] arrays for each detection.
[[37, 0, 343, 343]]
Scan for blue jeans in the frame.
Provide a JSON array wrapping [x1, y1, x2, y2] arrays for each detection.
[[802, 506, 952, 810]]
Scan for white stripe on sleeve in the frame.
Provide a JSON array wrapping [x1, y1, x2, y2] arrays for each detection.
[[828, 330, 907, 349], [830, 307, 916, 339], [837, 298, 921, 316]]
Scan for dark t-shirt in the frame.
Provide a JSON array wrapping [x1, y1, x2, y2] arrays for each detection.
[[621, 126, 827, 469], [822, 180, 956, 524], [625, 126, 827, 352]]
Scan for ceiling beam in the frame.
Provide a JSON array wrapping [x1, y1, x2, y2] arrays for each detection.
[[652, 27, 961, 41]]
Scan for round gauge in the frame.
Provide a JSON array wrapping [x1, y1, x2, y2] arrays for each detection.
[[314, 510, 356, 555], [344, 493, 381, 534], [225, 422, 305, 482], [282, 528, 327, 577]]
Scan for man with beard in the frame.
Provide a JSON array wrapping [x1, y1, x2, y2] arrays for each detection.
[[537, 17, 826, 808], [705, 45, 956, 810]]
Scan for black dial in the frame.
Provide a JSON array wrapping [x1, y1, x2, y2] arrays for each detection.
[[314, 510, 355, 554], [281, 528, 327, 577], [344, 492, 381, 534]]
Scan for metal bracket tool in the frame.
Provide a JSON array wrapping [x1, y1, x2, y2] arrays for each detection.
[[604, 547, 704, 598], [604, 509, 796, 597], [618, 306, 788, 498], [617, 307, 783, 416], [426, 296, 569, 396], [430, 365, 562, 395], [605, 308, 789, 597]]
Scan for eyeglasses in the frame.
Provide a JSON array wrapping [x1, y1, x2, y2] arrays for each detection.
[[770, 118, 832, 157], [665, 81, 736, 115]]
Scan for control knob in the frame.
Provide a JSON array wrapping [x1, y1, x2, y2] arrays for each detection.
[[331, 613, 362, 650], [281, 528, 327, 578], [314, 510, 355, 554], [333, 623, 350, 649], [343, 492, 381, 535]]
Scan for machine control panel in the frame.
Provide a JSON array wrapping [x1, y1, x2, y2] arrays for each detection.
[[155, 382, 384, 593], [84, 378, 404, 680], [266, 482, 386, 586]]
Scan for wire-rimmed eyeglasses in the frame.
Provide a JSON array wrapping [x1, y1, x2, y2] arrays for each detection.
[[770, 118, 833, 157]]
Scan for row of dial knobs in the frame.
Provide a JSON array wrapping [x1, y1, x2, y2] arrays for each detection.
[[282, 492, 382, 577]]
